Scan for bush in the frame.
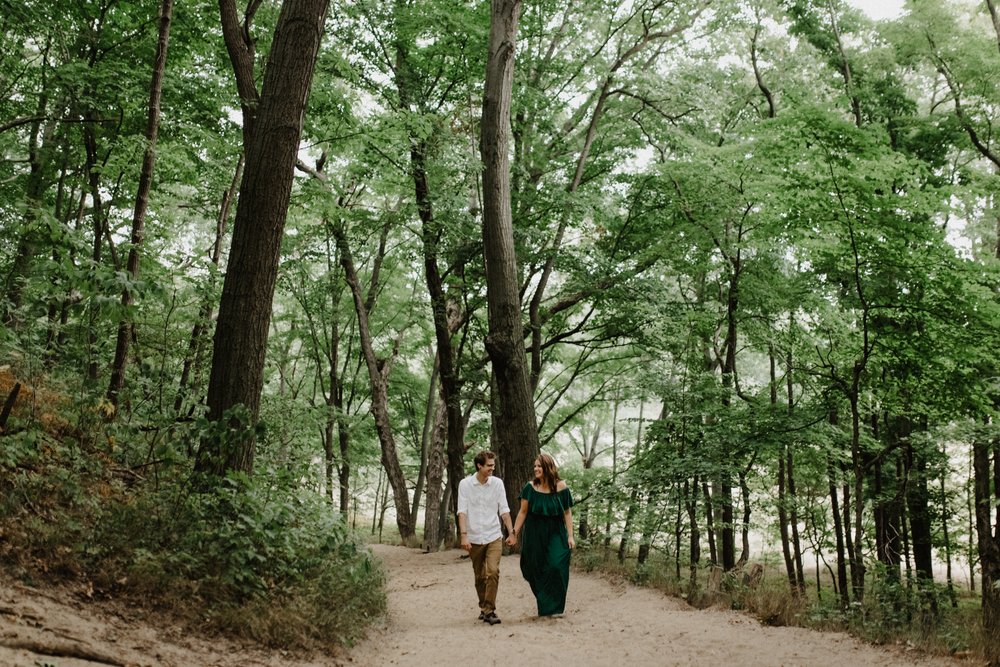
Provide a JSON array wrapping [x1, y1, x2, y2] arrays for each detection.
[[92, 468, 387, 649], [0, 409, 386, 652]]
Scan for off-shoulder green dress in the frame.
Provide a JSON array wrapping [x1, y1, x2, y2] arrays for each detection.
[[518, 482, 574, 616]]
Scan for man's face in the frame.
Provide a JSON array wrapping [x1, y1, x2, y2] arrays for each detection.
[[477, 458, 496, 477]]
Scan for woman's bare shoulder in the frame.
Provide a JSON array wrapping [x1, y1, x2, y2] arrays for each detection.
[[557, 480, 568, 491]]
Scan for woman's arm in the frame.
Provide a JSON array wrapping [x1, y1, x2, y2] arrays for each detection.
[[564, 507, 575, 549], [507, 498, 528, 546]]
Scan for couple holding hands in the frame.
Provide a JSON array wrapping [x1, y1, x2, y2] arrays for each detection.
[[456, 450, 575, 625]]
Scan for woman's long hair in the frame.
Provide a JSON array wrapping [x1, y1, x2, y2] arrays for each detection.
[[536, 453, 561, 492]]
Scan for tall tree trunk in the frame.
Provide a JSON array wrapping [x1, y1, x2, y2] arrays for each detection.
[[423, 393, 448, 551], [606, 387, 621, 548], [737, 467, 752, 567], [480, 0, 539, 512], [967, 448, 978, 593], [685, 477, 701, 596], [44, 142, 78, 359], [782, 328, 805, 591], [618, 486, 640, 564], [331, 221, 415, 541], [637, 491, 660, 566], [322, 274, 347, 509], [988, 0, 1000, 56], [939, 472, 957, 607], [788, 444, 806, 591], [703, 481, 717, 565], [107, 0, 174, 414], [848, 393, 866, 601], [719, 262, 740, 572], [901, 416, 935, 586], [197, 0, 330, 476], [674, 492, 684, 580], [842, 478, 857, 596], [82, 117, 106, 383], [827, 406, 850, 609], [618, 401, 647, 562], [774, 342, 795, 588], [874, 412, 902, 579], [973, 432, 1000, 666], [408, 355, 440, 529], [392, 17, 470, 541], [778, 442, 796, 590]]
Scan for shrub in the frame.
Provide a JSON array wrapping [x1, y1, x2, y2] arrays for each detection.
[[0, 403, 386, 652], [92, 467, 387, 649]]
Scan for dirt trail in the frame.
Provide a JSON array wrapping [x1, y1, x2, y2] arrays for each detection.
[[348, 544, 960, 667], [0, 544, 968, 666]]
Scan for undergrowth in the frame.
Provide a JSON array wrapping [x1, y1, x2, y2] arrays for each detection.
[[573, 542, 982, 662], [0, 370, 386, 651]]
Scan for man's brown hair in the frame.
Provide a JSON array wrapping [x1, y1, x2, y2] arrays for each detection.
[[474, 450, 496, 470]]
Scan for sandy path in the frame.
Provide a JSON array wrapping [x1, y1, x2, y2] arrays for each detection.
[[0, 544, 965, 666], [347, 544, 958, 667]]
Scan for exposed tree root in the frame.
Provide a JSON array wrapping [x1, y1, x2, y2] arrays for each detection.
[[0, 637, 126, 666]]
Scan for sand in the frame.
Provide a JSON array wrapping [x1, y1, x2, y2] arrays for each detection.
[[347, 544, 961, 667], [0, 543, 969, 666]]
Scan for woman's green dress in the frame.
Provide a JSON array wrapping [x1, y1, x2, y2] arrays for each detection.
[[518, 482, 574, 616]]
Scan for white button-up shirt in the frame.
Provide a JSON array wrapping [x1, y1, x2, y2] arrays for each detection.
[[457, 474, 510, 545]]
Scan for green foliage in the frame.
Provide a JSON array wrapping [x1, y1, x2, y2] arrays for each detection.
[[844, 567, 975, 655], [110, 469, 386, 647], [0, 410, 386, 650]]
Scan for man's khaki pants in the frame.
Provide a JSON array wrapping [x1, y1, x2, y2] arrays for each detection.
[[469, 537, 503, 614]]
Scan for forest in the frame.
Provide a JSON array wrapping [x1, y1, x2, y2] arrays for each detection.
[[1, 0, 1000, 662]]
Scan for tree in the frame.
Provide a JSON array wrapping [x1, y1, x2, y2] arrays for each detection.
[[480, 0, 540, 509], [106, 0, 174, 415], [196, 0, 331, 476]]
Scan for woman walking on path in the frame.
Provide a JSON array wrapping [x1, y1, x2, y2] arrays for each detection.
[[507, 453, 575, 616]]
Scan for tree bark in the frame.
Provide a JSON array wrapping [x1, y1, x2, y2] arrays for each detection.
[[82, 115, 107, 384], [197, 0, 330, 476], [874, 413, 903, 579], [685, 477, 701, 596], [899, 415, 935, 585], [331, 220, 415, 541], [828, 408, 850, 608], [480, 0, 539, 511], [719, 260, 741, 571], [973, 432, 1000, 665], [423, 391, 448, 551]]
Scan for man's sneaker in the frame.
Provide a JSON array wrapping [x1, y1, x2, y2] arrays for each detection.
[[478, 612, 485, 621], [483, 612, 501, 625]]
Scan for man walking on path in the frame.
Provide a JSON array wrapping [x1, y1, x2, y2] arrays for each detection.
[[457, 450, 513, 625]]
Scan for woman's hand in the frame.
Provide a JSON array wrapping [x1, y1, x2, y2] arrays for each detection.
[[506, 533, 518, 547], [568, 535, 576, 550]]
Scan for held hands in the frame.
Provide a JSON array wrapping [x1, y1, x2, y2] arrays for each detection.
[[505, 532, 518, 547]]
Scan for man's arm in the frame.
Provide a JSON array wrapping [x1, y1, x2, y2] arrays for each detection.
[[457, 480, 471, 552], [457, 511, 471, 552], [499, 510, 513, 535], [496, 478, 513, 534]]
